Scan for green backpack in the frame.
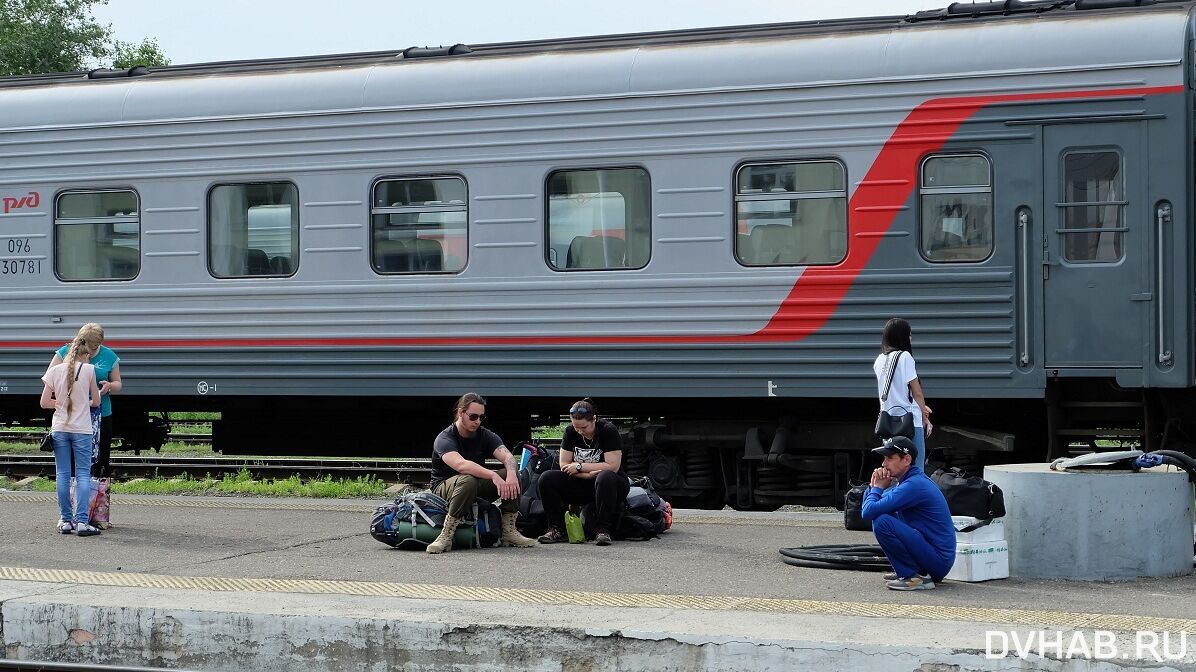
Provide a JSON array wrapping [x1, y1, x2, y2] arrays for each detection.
[[371, 491, 501, 550]]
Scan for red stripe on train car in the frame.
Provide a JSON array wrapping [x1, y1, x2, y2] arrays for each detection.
[[10, 85, 1185, 350]]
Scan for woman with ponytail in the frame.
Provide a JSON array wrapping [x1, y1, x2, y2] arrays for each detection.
[[48, 323, 121, 476], [40, 335, 102, 536]]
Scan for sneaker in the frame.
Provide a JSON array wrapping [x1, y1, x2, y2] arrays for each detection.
[[537, 528, 566, 544], [886, 575, 935, 591], [594, 532, 612, 546], [883, 571, 929, 582], [74, 523, 101, 537], [56, 520, 73, 534]]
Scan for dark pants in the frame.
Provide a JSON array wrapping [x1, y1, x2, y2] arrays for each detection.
[[432, 469, 519, 519], [92, 415, 113, 477], [873, 514, 953, 581], [539, 469, 630, 535]]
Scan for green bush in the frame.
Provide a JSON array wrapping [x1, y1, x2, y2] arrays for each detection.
[[14, 468, 388, 499]]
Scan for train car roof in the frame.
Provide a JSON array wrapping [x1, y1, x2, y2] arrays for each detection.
[[0, 0, 1192, 129], [1, 0, 1192, 89]]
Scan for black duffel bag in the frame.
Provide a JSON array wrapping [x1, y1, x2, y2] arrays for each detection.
[[930, 467, 1006, 520], [843, 484, 872, 531]]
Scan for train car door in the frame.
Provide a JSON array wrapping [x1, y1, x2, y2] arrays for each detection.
[[1042, 122, 1147, 368]]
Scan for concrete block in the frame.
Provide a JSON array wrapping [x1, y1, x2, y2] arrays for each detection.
[[986, 464, 1194, 580]]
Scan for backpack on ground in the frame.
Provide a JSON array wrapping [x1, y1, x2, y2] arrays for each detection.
[[474, 498, 502, 548], [929, 467, 1006, 520], [612, 478, 669, 541], [843, 483, 872, 531], [516, 440, 560, 537], [371, 491, 499, 550]]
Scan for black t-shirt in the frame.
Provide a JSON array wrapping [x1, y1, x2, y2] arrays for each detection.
[[560, 419, 624, 476], [430, 423, 504, 490]]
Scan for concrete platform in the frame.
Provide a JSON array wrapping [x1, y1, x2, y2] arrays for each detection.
[[0, 491, 1194, 671]]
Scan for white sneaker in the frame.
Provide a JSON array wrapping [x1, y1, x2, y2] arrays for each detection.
[[56, 520, 73, 534]]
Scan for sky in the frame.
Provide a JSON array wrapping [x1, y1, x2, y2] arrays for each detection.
[[92, 1, 937, 66]]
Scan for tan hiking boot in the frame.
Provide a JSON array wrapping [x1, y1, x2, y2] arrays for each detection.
[[500, 512, 537, 547], [425, 515, 462, 554]]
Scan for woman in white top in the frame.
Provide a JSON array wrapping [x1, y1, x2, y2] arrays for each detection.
[[873, 318, 933, 471], [40, 334, 102, 536]]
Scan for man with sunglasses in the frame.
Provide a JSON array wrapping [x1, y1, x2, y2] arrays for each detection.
[[426, 392, 538, 553], [861, 436, 955, 591]]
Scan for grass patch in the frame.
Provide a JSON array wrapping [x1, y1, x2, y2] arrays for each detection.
[[532, 422, 568, 440], [7, 468, 389, 499], [116, 475, 215, 495], [169, 423, 210, 436], [167, 412, 220, 422], [29, 478, 55, 492]]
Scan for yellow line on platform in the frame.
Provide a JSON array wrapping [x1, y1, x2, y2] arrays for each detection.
[[0, 565, 1190, 634], [0, 492, 838, 526]]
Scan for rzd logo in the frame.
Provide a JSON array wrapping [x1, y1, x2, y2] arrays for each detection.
[[2, 192, 40, 214]]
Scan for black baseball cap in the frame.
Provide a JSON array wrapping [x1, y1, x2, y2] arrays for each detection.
[[872, 436, 917, 459]]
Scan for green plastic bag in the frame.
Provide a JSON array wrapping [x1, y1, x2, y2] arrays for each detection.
[[564, 510, 585, 544]]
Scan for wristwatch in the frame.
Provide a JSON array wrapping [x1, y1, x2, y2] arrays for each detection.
[[575, 462, 583, 474]]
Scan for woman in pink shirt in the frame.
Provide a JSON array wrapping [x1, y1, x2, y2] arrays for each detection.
[[40, 334, 102, 536]]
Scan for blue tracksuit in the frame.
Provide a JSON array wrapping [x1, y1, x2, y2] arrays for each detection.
[[861, 466, 955, 581]]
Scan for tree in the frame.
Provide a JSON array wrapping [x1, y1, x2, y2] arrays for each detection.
[[0, 0, 170, 77], [111, 37, 169, 71]]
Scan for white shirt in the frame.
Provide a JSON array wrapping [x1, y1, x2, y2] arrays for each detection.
[[873, 351, 922, 428]]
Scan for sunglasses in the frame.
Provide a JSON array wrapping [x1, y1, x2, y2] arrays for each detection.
[[568, 407, 594, 417], [465, 413, 486, 422], [883, 440, 910, 455]]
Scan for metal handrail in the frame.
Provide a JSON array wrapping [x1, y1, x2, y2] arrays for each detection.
[[1156, 202, 1172, 366]]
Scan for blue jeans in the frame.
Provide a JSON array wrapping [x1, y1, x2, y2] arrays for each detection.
[[53, 431, 92, 524], [873, 514, 953, 582], [913, 426, 926, 472]]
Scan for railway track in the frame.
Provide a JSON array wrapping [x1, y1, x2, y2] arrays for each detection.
[[0, 430, 211, 445], [0, 454, 433, 484]]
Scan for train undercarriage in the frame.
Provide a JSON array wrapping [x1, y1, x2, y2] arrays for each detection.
[[5, 380, 1194, 510]]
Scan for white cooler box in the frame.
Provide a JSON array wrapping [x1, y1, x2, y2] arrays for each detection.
[[946, 540, 1009, 582], [952, 516, 1004, 544]]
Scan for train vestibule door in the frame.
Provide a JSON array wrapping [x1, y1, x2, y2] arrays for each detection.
[[1042, 123, 1147, 369]]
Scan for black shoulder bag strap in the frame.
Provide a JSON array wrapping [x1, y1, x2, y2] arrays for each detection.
[[880, 351, 903, 403]]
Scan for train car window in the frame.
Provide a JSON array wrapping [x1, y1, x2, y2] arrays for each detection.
[[1060, 151, 1123, 263], [54, 190, 140, 281], [208, 182, 298, 278], [733, 161, 847, 266], [919, 154, 992, 263], [546, 167, 650, 271], [370, 176, 466, 274]]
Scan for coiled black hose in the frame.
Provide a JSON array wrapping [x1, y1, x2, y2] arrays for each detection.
[[778, 544, 891, 571], [1147, 450, 1196, 483]]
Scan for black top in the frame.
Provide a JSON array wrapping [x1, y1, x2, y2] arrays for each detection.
[[560, 419, 625, 476], [430, 423, 504, 490]]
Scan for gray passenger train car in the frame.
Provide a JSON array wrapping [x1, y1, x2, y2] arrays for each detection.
[[2, 0, 1194, 508]]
